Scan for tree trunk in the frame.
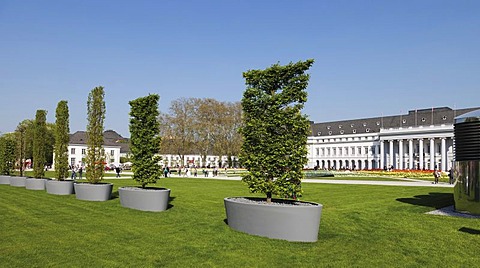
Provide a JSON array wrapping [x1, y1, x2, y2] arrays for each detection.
[[266, 192, 272, 203]]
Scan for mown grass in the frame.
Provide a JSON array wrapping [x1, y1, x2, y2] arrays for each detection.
[[1, 178, 479, 267]]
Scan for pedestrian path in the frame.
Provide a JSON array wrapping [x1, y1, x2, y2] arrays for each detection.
[[105, 173, 453, 187]]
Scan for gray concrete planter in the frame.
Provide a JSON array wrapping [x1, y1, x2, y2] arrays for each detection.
[[0, 175, 11, 185], [224, 197, 323, 242], [25, 178, 46, 190], [119, 187, 170, 212], [74, 183, 113, 201], [9, 176, 27, 187], [46, 180, 75, 195]]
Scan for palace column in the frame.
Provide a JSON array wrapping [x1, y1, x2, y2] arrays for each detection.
[[389, 140, 394, 169], [374, 144, 379, 169], [441, 138, 446, 171], [419, 139, 424, 170], [398, 139, 404, 170], [408, 139, 414, 169], [380, 141, 385, 169], [430, 138, 435, 170]]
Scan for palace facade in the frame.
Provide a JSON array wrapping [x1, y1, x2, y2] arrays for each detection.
[[307, 106, 479, 171]]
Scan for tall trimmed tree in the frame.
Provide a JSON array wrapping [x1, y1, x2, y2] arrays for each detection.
[[54, 100, 70, 180], [0, 133, 17, 175], [15, 119, 33, 176], [85, 86, 106, 184], [239, 59, 314, 203], [129, 94, 162, 188], [33, 110, 47, 178]]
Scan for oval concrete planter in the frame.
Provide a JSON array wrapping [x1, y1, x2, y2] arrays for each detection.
[[9, 176, 27, 187], [74, 183, 113, 201], [0, 175, 11, 185], [119, 187, 171, 212], [25, 178, 46, 190], [46, 180, 75, 195], [224, 197, 323, 242]]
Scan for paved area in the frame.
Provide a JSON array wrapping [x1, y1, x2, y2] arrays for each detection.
[[107, 172, 453, 187]]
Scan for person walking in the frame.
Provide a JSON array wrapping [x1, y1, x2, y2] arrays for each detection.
[[78, 166, 83, 180], [115, 166, 121, 178], [433, 169, 440, 184], [448, 169, 454, 184], [71, 165, 77, 180]]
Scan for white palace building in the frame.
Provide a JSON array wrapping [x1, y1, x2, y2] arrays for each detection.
[[63, 106, 479, 172], [307, 106, 479, 172]]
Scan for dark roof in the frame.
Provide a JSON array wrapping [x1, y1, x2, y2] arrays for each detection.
[[311, 106, 480, 137], [69, 130, 130, 153]]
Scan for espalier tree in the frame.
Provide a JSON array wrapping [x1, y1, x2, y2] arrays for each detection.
[[33, 110, 47, 178], [239, 59, 314, 203], [85, 86, 106, 184], [54, 100, 70, 180], [129, 94, 162, 188]]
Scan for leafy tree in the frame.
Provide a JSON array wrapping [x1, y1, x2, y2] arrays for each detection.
[[15, 119, 33, 176], [213, 101, 242, 167], [54, 100, 70, 180], [239, 59, 314, 203], [129, 94, 162, 188], [159, 97, 196, 166], [85, 86, 106, 184], [0, 133, 16, 175], [33, 110, 47, 178]]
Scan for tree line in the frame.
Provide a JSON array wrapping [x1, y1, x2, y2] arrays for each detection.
[[0, 95, 243, 174]]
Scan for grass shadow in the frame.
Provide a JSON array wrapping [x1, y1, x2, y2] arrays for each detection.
[[459, 227, 480, 235], [396, 192, 454, 209], [167, 196, 176, 209]]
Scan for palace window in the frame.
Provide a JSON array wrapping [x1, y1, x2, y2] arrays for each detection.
[[442, 116, 447, 121], [340, 130, 344, 134], [353, 129, 357, 134], [421, 117, 426, 122], [71, 148, 75, 154], [366, 128, 370, 133]]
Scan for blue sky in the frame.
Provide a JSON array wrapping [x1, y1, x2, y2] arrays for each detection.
[[1, 0, 479, 137]]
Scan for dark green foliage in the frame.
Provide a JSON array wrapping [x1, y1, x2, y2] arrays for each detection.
[[129, 94, 162, 188], [15, 119, 33, 176], [44, 123, 56, 166], [33, 110, 47, 178], [85, 86, 106, 184], [240, 59, 314, 202], [0, 133, 16, 175], [54, 100, 70, 180]]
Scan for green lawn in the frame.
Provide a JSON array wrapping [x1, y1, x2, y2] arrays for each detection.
[[1, 178, 478, 267]]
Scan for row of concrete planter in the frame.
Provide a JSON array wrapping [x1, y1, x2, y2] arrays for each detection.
[[1, 175, 75, 195], [0, 175, 171, 212], [1, 175, 322, 242]]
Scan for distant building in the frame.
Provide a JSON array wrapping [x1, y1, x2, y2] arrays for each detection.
[[65, 130, 231, 169], [66, 130, 129, 167], [307, 106, 480, 171]]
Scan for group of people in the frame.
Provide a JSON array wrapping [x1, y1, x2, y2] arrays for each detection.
[[161, 166, 225, 178], [70, 165, 83, 180], [433, 169, 455, 185]]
